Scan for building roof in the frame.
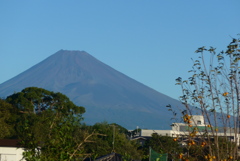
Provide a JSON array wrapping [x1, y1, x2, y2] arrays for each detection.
[[0, 139, 22, 147]]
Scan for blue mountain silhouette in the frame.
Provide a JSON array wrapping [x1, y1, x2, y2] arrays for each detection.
[[0, 50, 185, 129]]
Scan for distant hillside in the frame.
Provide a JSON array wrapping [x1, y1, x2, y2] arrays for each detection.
[[0, 50, 186, 129]]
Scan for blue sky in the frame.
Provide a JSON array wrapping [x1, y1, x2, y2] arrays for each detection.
[[0, 1, 239, 100]]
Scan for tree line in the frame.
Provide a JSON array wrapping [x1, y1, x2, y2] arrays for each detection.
[[1, 87, 181, 161]]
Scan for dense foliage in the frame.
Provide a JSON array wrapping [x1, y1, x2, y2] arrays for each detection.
[[142, 134, 182, 161], [0, 87, 143, 160], [85, 122, 142, 160], [0, 99, 17, 138], [5, 87, 87, 160]]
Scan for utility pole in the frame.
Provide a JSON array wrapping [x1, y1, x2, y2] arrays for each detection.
[[110, 124, 115, 153]]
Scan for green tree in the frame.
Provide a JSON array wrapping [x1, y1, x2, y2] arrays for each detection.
[[6, 87, 85, 115], [0, 99, 17, 138], [6, 87, 87, 161]]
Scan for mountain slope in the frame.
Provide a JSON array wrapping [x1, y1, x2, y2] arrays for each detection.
[[0, 50, 185, 129]]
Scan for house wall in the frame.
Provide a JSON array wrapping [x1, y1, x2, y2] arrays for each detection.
[[0, 147, 25, 161], [190, 115, 204, 125]]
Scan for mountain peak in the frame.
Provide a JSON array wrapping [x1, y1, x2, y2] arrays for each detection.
[[56, 49, 88, 54]]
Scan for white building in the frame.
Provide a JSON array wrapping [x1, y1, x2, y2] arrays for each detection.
[[140, 115, 239, 145]]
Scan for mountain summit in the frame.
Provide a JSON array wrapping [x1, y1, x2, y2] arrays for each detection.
[[0, 50, 184, 129]]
